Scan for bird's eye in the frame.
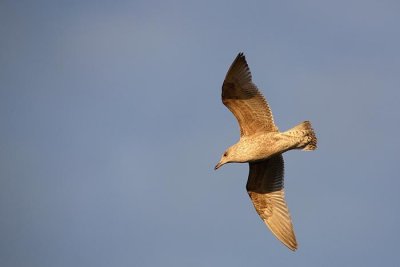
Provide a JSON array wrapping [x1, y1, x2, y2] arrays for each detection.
[[223, 152, 228, 157]]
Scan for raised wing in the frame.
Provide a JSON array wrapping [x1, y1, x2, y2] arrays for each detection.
[[222, 53, 278, 136], [246, 155, 297, 251]]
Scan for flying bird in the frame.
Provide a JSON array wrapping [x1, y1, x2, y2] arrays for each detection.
[[215, 53, 317, 251]]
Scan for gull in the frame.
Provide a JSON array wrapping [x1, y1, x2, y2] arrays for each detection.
[[214, 53, 317, 251]]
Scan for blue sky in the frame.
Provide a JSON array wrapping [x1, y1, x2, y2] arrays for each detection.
[[1, 0, 399, 266]]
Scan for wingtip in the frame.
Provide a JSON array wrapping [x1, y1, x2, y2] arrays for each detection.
[[277, 229, 298, 252], [272, 232, 298, 252], [287, 242, 298, 252], [274, 231, 297, 251], [233, 52, 246, 66], [237, 52, 245, 59], [224, 52, 251, 83]]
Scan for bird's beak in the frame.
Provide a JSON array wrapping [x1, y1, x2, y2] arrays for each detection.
[[214, 162, 224, 170]]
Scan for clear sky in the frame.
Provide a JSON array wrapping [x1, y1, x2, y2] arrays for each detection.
[[1, 0, 399, 266]]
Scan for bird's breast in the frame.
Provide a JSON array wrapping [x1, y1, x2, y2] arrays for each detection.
[[240, 133, 285, 162]]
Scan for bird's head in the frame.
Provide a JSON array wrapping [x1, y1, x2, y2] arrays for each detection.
[[215, 146, 237, 170]]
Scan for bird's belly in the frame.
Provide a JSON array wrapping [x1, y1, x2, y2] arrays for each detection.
[[244, 133, 293, 162]]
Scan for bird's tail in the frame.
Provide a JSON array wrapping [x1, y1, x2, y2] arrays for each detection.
[[286, 121, 317, 151]]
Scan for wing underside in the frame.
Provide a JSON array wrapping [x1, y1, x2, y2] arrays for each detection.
[[222, 53, 278, 136], [246, 155, 297, 251]]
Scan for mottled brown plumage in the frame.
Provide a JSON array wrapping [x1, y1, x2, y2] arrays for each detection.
[[215, 53, 317, 251]]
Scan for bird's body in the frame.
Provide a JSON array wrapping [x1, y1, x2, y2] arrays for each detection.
[[215, 53, 317, 251], [224, 125, 314, 164]]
